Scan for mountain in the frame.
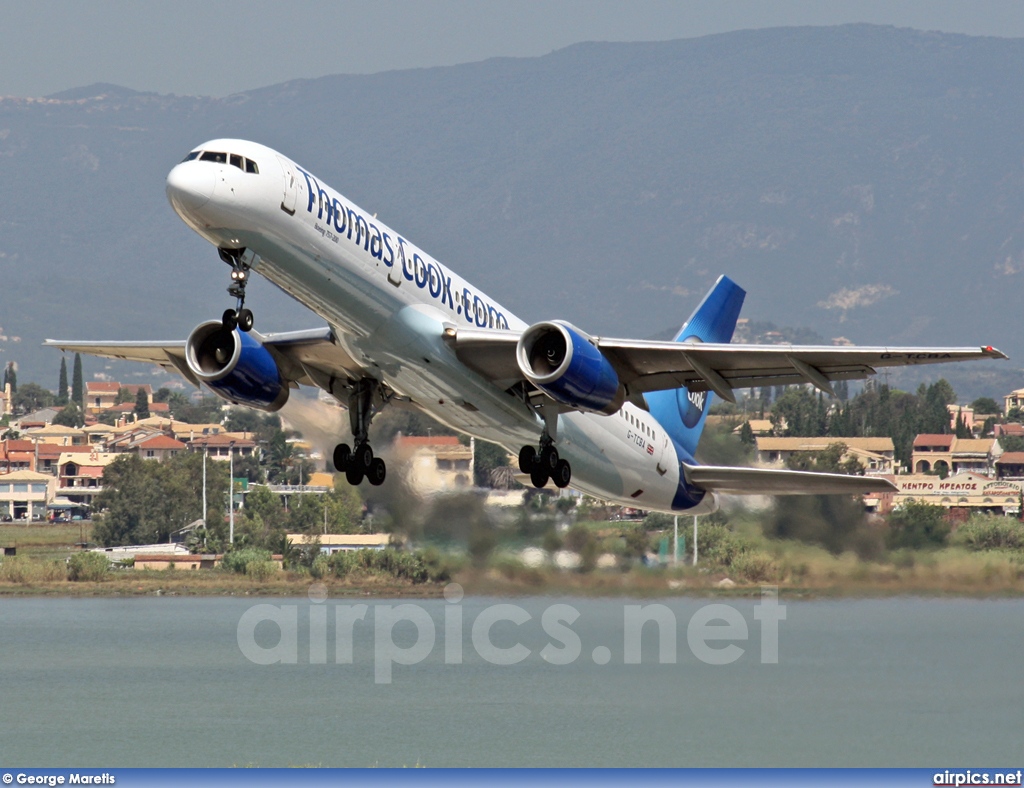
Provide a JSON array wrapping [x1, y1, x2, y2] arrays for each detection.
[[1, 24, 1022, 398]]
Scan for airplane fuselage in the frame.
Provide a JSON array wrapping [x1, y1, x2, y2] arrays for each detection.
[[166, 139, 712, 513]]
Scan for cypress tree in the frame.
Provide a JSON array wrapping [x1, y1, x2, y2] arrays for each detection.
[[72, 353, 84, 407], [58, 357, 69, 405], [133, 387, 150, 420]]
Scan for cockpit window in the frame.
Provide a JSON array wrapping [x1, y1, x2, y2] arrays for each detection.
[[189, 149, 259, 174]]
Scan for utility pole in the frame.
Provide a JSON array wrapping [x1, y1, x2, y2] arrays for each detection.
[[673, 515, 679, 566], [229, 441, 235, 545], [693, 515, 698, 566], [201, 448, 207, 528]]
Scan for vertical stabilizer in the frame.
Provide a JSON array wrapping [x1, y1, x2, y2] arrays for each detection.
[[643, 275, 746, 460]]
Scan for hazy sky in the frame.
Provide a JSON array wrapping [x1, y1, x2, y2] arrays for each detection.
[[3, 0, 1024, 98]]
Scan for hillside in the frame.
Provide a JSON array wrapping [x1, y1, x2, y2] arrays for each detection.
[[1, 24, 1022, 396]]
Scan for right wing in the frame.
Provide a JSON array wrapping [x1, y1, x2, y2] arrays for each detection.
[[449, 328, 1007, 402], [683, 463, 896, 495]]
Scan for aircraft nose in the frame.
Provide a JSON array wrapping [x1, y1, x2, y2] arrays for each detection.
[[166, 162, 215, 215]]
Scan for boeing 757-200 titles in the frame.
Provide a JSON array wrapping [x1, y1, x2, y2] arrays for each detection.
[[47, 140, 1007, 513]]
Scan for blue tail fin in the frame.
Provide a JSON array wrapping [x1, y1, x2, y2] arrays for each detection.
[[643, 275, 746, 461]]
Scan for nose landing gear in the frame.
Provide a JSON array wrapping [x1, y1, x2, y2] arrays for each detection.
[[219, 247, 254, 332]]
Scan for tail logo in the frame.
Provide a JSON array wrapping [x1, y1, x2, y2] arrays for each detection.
[[676, 386, 707, 429]]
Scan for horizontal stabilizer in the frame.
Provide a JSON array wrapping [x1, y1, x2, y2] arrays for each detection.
[[682, 463, 896, 495]]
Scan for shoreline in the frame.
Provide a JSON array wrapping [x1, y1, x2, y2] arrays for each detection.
[[3, 567, 1024, 599]]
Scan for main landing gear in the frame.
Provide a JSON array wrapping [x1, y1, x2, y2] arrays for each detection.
[[219, 247, 254, 332], [332, 378, 387, 486], [518, 439, 571, 489]]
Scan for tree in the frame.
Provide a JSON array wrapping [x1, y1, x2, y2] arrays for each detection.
[[173, 396, 223, 425], [153, 388, 172, 403], [738, 420, 756, 446], [886, 501, 950, 550], [93, 453, 229, 546], [71, 353, 84, 407], [57, 358, 68, 405], [764, 494, 879, 558], [472, 439, 511, 487], [225, 407, 262, 433], [13, 383, 55, 413], [971, 397, 1000, 415], [115, 386, 133, 405], [954, 409, 972, 438], [133, 388, 150, 419], [52, 403, 84, 428], [999, 435, 1024, 453], [3, 363, 16, 393]]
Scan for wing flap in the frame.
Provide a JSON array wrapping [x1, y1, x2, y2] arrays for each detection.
[[683, 463, 897, 495]]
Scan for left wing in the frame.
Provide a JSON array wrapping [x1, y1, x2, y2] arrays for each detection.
[[44, 327, 369, 390], [449, 328, 1007, 402], [683, 463, 896, 495]]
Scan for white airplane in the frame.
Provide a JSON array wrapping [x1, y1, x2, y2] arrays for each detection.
[[47, 139, 1006, 513]]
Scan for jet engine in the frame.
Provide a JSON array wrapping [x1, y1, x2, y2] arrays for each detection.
[[516, 321, 624, 414], [185, 320, 289, 411]]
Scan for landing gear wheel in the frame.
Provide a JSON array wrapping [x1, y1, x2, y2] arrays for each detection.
[[355, 442, 374, 470], [222, 308, 238, 331], [368, 457, 387, 486], [530, 468, 549, 488], [540, 444, 559, 472], [553, 459, 572, 489], [333, 443, 352, 473], [237, 308, 254, 332], [345, 466, 365, 486], [518, 446, 537, 473]]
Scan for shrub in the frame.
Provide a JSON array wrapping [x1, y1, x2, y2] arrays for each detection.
[[886, 502, 951, 549], [952, 516, 1024, 551], [623, 526, 651, 560], [38, 560, 69, 582], [309, 554, 330, 579], [697, 523, 751, 568], [2, 556, 44, 581], [67, 552, 110, 582], [245, 560, 277, 581], [416, 546, 458, 583], [328, 548, 431, 583], [221, 547, 272, 574], [642, 511, 674, 530], [731, 551, 777, 583], [492, 555, 543, 585]]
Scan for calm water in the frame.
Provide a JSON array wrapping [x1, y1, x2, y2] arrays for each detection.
[[0, 595, 1022, 767]]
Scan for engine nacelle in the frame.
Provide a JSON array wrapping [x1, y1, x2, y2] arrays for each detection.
[[516, 321, 624, 414], [185, 321, 289, 412]]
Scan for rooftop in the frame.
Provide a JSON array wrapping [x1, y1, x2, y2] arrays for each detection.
[[755, 437, 895, 452]]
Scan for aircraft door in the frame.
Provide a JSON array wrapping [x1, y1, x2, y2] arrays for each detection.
[[278, 156, 298, 215], [387, 236, 404, 287], [655, 433, 671, 476]]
